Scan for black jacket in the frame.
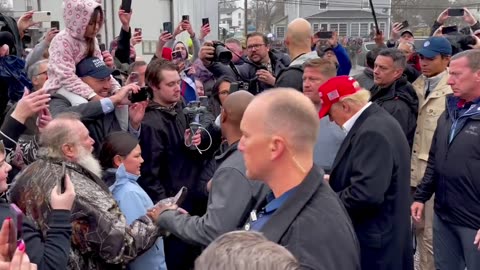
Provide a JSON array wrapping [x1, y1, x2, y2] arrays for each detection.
[[254, 165, 361, 270], [138, 101, 212, 213], [370, 76, 419, 148], [0, 202, 71, 270], [330, 103, 413, 270], [206, 50, 291, 94], [414, 96, 480, 229]]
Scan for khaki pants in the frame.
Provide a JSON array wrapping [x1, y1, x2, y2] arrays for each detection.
[[414, 196, 435, 270]]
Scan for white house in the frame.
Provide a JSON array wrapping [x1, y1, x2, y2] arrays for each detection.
[[273, 0, 392, 40], [219, 7, 244, 32]]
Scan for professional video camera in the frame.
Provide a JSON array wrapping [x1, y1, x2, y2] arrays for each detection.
[[183, 98, 208, 150], [209, 41, 233, 64]]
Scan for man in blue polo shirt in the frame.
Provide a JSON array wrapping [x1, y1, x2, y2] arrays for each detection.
[[239, 88, 360, 270]]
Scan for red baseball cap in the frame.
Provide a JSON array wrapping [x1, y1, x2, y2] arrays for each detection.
[[318, 76, 362, 118], [162, 47, 173, 61]]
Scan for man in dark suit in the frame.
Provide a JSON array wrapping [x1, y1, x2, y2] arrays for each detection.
[[239, 88, 360, 270], [319, 76, 413, 270]]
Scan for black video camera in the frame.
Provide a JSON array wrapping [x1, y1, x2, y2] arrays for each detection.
[[209, 41, 233, 64]]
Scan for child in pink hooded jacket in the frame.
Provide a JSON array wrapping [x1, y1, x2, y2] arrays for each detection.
[[43, 0, 120, 100]]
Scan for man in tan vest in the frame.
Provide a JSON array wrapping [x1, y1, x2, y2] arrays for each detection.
[[410, 36, 452, 270]]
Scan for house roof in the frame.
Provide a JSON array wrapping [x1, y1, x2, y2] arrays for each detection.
[[306, 9, 388, 19]]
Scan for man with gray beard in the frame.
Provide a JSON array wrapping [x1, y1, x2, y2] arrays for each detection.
[[9, 112, 171, 270]]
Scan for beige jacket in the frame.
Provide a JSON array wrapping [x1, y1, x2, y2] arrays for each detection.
[[410, 71, 452, 187]]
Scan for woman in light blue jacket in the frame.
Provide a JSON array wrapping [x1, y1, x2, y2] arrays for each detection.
[[99, 132, 167, 270]]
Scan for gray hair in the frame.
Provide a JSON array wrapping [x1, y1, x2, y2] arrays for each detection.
[[378, 48, 406, 69], [225, 38, 242, 47], [451, 49, 480, 71], [27, 59, 48, 81], [195, 231, 300, 270], [38, 112, 82, 159]]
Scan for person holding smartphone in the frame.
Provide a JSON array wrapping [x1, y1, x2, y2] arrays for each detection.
[[430, 8, 480, 37], [0, 140, 75, 270], [99, 132, 167, 270]]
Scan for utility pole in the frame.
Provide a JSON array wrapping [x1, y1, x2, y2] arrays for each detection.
[[244, 0, 247, 37]]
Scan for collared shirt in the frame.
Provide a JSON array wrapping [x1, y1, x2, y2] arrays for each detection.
[[248, 186, 298, 231], [342, 102, 372, 133], [424, 70, 447, 95], [100, 98, 115, 114]]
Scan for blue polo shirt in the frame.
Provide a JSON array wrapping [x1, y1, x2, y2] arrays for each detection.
[[249, 187, 298, 231]]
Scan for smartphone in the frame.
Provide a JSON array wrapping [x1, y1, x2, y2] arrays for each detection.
[[173, 187, 188, 206], [400, 20, 409, 30], [182, 15, 190, 22], [121, 0, 132, 13], [442, 25, 458, 35], [448, 8, 464, 17], [199, 96, 209, 107], [171, 50, 183, 60], [134, 27, 142, 36], [163, 22, 173, 34], [8, 204, 23, 260], [318, 31, 333, 39], [58, 162, 67, 194], [202, 18, 209, 26], [51, 20, 60, 30], [229, 82, 240, 93], [32, 11, 52, 22], [129, 87, 151, 103], [99, 43, 106, 52]]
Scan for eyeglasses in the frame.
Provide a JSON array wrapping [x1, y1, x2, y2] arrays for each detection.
[[246, 44, 266, 51]]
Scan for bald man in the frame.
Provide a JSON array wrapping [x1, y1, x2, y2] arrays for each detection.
[[156, 90, 270, 247], [240, 88, 360, 269], [275, 18, 319, 92]]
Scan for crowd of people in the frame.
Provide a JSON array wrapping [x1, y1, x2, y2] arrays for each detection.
[[0, 0, 479, 269]]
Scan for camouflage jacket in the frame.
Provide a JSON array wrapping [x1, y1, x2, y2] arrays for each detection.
[[8, 158, 161, 270]]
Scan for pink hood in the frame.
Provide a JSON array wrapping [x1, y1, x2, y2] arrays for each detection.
[[43, 0, 120, 99], [63, 0, 102, 40]]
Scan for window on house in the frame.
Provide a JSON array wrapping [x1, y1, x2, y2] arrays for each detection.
[[360, 23, 369, 37], [351, 23, 360, 37], [339, 24, 347, 37], [329, 24, 338, 33], [313, 23, 319, 33], [320, 24, 328, 31], [276, 26, 285, 39], [380, 23, 386, 34], [319, 0, 328, 10], [238, 13, 241, 19]]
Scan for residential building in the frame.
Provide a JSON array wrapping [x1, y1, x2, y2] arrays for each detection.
[[219, 7, 245, 32], [273, 0, 392, 40]]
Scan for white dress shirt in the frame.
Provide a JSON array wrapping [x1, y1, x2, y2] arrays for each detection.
[[342, 102, 372, 133]]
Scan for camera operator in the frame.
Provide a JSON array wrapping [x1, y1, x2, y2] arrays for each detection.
[[139, 59, 218, 269], [431, 8, 480, 37], [199, 33, 291, 95]]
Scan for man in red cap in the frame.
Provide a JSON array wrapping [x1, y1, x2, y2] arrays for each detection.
[[321, 76, 413, 270]]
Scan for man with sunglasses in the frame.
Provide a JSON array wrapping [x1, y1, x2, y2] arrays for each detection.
[[410, 36, 452, 270]]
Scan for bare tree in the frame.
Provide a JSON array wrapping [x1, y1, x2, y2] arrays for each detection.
[[249, 0, 283, 33]]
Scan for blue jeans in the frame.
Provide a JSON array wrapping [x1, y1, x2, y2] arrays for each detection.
[[433, 213, 480, 270]]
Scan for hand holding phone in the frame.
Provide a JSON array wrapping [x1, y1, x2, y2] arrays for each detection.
[[129, 87, 151, 103], [50, 169, 76, 211], [317, 31, 333, 39], [99, 43, 106, 52], [51, 21, 60, 30], [442, 25, 458, 35], [182, 15, 190, 22]]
